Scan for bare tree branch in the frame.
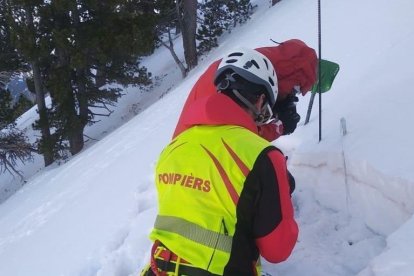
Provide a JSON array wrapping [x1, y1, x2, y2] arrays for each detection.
[[158, 28, 187, 78], [83, 134, 99, 142]]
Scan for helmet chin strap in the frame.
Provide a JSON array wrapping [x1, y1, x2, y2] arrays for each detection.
[[231, 89, 273, 125], [217, 73, 274, 125], [232, 89, 261, 116]]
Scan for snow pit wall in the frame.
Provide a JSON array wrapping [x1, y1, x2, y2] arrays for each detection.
[[290, 152, 414, 237]]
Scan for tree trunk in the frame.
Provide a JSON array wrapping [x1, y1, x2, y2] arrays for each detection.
[[272, 0, 281, 6], [69, 126, 84, 155], [181, 0, 198, 69], [32, 63, 54, 166], [59, 69, 84, 156], [175, 20, 181, 35], [64, 75, 87, 156], [26, 8, 54, 166], [68, 3, 87, 155]]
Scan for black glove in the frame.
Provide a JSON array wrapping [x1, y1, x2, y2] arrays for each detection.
[[274, 94, 300, 135], [287, 170, 296, 195]]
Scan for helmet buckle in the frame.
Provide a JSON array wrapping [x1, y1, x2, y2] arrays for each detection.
[[217, 73, 237, 91]]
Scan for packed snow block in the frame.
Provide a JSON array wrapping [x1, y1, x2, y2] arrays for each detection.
[[290, 152, 414, 236], [359, 215, 414, 276]]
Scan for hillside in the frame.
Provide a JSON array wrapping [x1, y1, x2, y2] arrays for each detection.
[[1, 0, 414, 275]]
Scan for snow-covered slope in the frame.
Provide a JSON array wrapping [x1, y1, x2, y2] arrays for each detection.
[[1, 0, 414, 275]]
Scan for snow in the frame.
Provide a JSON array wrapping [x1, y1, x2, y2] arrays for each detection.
[[1, 0, 414, 275]]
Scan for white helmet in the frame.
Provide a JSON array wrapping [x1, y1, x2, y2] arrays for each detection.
[[214, 48, 278, 106]]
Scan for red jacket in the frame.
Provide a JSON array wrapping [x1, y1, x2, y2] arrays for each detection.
[[181, 92, 298, 273], [173, 39, 317, 141]]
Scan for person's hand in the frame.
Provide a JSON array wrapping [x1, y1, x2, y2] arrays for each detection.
[[258, 119, 284, 142], [274, 94, 300, 135]]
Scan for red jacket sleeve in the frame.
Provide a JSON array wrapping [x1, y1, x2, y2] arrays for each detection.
[[255, 150, 298, 263]]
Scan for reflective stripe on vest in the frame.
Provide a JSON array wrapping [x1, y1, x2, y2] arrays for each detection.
[[154, 215, 233, 253], [150, 125, 270, 274]]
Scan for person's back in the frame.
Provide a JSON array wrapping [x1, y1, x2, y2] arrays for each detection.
[[153, 123, 273, 274], [141, 48, 298, 276]]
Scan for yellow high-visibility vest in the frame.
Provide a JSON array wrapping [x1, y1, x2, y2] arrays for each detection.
[[150, 125, 270, 275]]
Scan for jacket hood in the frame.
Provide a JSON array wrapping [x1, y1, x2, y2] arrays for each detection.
[[179, 93, 259, 135]]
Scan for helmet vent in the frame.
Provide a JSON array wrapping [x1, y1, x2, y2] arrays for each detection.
[[251, 60, 260, 69], [215, 48, 279, 106], [226, 59, 238, 64], [263, 58, 269, 70], [228, 52, 243, 57]]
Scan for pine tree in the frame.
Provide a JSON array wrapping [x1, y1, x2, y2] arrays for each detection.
[[0, 128, 34, 178], [153, 0, 194, 77], [3, 0, 157, 171], [8, 0, 156, 161], [0, 89, 33, 125], [0, 88, 26, 177], [0, 0, 23, 72], [13, 94, 33, 119], [154, 0, 201, 77], [197, 0, 253, 54], [196, 0, 228, 55], [0, 89, 15, 129], [40, 0, 156, 155], [0, 1, 34, 176], [8, 0, 55, 166], [0, 85, 34, 178], [154, 0, 177, 29]]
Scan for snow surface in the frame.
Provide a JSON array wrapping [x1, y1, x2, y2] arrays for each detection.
[[1, 0, 414, 275]]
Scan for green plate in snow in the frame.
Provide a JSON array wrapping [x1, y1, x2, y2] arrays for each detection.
[[311, 59, 340, 93]]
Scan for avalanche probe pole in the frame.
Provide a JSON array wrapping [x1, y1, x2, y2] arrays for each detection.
[[304, 0, 323, 143], [317, 0, 322, 142]]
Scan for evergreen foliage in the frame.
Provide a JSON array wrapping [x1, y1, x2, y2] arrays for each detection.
[[7, 0, 55, 166], [0, 128, 34, 178], [0, 90, 15, 129], [196, 0, 228, 54], [154, 0, 198, 77], [0, 0, 34, 175], [0, 89, 34, 177], [227, 0, 253, 26], [1, 0, 254, 173], [0, 0, 31, 123], [13, 94, 33, 119], [0, 0, 24, 72], [8, 0, 157, 158], [154, 0, 178, 35], [0, 88, 33, 128], [197, 0, 253, 54]]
